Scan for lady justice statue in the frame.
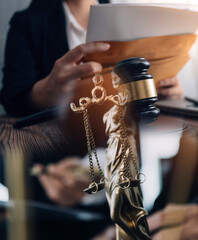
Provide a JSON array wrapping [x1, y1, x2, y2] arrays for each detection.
[[70, 58, 160, 240]]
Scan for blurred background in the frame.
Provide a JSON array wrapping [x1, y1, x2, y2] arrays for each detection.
[[0, 0, 30, 114], [0, 0, 31, 200]]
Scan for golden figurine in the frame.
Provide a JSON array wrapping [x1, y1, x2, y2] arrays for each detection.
[[70, 58, 159, 240], [103, 104, 151, 240]]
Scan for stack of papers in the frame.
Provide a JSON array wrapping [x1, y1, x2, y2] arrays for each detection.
[[87, 3, 198, 42], [86, 4, 198, 82]]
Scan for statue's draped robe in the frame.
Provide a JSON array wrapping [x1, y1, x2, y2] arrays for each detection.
[[103, 105, 151, 240]]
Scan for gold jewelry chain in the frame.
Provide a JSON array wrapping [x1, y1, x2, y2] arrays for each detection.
[[82, 109, 105, 184], [118, 106, 139, 179]]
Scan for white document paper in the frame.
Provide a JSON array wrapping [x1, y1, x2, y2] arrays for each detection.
[[86, 3, 198, 42]]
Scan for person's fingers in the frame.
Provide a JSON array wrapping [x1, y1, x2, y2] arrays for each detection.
[[152, 225, 182, 240], [47, 158, 80, 178], [157, 76, 183, 98], [184, 204, 198, 222], [158, 77, 178, 88], [148, 204, 186, 234], [39, 174, 85, 205], [157, 85, 183, 97], [148, 204, 182, 232], [38, 158, 89, 199], [149, 204, 198, 240], [46, 160, 89, 188], [103, 226, 116, 240], [53, 157, 81, 171], [46, 164, 75, 185], [147, 211, 162, 232], [66, 61, 103, 79], [56, 61, 103, 88], [39, 174, 64, 202], [182, 211, 198, 240], [61, 42, 110, 64]]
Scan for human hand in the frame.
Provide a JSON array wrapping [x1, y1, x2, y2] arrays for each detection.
[[35, 158, 90, 206], [91, 226, 116, 240], [147, 203, 198, 240], [157, 77, 183, 99], [30, 42, 110, 110]]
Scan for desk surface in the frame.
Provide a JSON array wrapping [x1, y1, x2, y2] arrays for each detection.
[[0, 114, 197, 159], [184, 117, 198, 132], [0, 117, 73, 164], [0, 117, 110, 240], [0, 114, 198, 240]]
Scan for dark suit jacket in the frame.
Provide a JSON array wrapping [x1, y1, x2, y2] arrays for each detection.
[[0, 0, 109, 116]]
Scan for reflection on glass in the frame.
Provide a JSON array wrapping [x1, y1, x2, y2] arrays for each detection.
[[140, 123, 182, 210], [0, 184, 9, 202]]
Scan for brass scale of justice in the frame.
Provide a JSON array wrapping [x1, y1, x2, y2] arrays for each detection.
[[71, 58, 159, 194], [70, 57, 160, 239]]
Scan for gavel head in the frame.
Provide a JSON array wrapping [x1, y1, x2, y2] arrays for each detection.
[[114, 57, 160, 123]]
